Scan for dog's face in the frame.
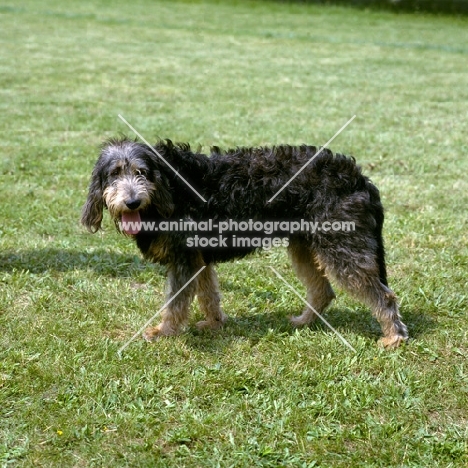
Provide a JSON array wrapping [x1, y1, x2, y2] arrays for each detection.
[[81, 140, 174, 234]]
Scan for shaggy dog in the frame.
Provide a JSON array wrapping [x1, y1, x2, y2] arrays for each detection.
[[81, 138, 408, 348]]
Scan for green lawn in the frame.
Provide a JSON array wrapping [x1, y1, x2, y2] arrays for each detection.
[[1, 0, 467, 466]]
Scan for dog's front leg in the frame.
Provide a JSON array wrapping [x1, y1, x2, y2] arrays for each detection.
[[143, 255, 202, 340], [195, 264, 228, 331]]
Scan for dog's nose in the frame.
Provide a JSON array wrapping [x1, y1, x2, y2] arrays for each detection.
[[125, 198, 142, 210]]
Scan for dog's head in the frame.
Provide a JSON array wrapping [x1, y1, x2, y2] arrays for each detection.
[[81, 139, 174, 234]]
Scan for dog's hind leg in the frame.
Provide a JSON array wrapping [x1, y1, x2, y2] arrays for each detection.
[[195, 264, 228, 331], [316, 248, 408, 349], [288, 237, 336, 327], [143, 255, 203, 340]]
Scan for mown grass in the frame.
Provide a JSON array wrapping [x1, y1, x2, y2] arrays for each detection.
[[1, 0, 467, 466]]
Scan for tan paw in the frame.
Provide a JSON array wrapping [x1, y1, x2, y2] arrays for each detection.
[[142, 323, 177, 341], [196, 312, 228, 331], [289, 310, 318, 328], [379, 335, 408, 349]]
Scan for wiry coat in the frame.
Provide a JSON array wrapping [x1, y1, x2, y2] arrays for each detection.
[[82, 138, 408, 348]]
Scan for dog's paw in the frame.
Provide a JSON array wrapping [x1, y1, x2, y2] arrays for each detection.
[[142, 324, 177, 341], [379, 334, 408, 349], [289, 310, 318, 328], [196, 312, 228, 331]]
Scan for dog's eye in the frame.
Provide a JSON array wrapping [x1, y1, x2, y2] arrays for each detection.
[[135, 169, 146, 176], [110, 168, 120, 177]]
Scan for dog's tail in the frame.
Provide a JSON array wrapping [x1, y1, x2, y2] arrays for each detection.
[[368, 182, 388, 286]]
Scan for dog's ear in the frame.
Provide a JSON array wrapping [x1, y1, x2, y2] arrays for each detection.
[[81, 162, 104, 233], [152, 170, 175, 218]]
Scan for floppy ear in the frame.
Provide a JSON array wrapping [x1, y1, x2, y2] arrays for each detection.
[[81, 164, 104, 233], [152, 170, 175, 218]]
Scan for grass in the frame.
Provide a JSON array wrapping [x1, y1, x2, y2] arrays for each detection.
[[1, 0, 467, 466]]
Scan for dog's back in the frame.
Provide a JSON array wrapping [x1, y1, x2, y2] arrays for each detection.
[[205, 145, 372, 220]]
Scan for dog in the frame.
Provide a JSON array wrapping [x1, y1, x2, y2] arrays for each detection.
[[81, 138, 408, 348]]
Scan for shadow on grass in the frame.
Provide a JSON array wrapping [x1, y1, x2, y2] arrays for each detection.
[[215, 280, 435, 342], [185, 303, 435, 352], [276, 0, 468, 15], [0, 248, 164, 277], [317, 305, 435, 341]]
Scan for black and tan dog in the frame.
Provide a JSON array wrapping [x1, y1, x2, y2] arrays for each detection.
[[81, 138, 408, 348]]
